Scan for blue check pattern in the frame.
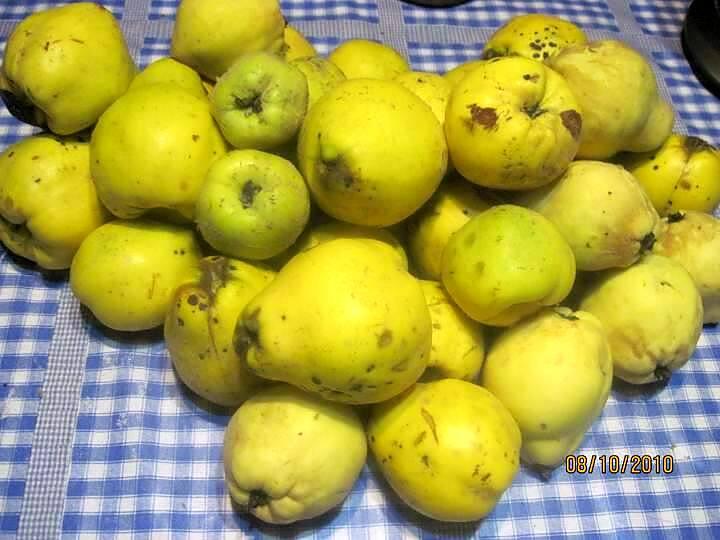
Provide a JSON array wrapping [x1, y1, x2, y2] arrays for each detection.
[[0, 0, 718, 538]]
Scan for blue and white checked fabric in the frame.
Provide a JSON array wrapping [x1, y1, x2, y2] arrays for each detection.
[[0, 0, 718, 538]]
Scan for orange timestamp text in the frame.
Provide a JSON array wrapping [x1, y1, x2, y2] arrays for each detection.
[[565, 454, 674, 474]]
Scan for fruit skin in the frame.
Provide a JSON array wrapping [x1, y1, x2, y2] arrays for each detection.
[[171, 0, 285, 81], [483, 14, 587, 62], [0, 135, 110, 270], [407, 177, 492, 280], [443, 60, 485, 88], [235, 238, 432, 404], [0, 2, 136, 135], [164, 256, 275, 407], [298, 79, 447, 227], [442, 205, 576, 327], [293, 220, 408, 269], [419, 280, 485, 382], [289, 56, 346, 110], [445, 56, 582, 190], [129, 57, 207, 100], [224, 384, 366, 524], [394, 71, 452, 124], [211, 52, 308, 151], [90, 83, 226, 221], [195, 150, 310, 260], [328, 39, 409, 80], [282, 26, 317, 61], [653, 211, 720, 324], [367, 379, 521, 522], [579, 254, 703, 385], [517, 161, 660, 271], [549, 40, 673, 159], [70, 220, 202, 332], [481, 307, 612, 468], [619, 134, 720, 216]]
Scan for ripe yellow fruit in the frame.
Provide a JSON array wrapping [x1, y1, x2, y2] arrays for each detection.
[[171, 0, 285, 80], [407, 177, 492, 280], [481, 307, 612, 468], [236, 238, 431, 404], [224, 384, 366, 524], [442, 205, 576, 327], [394, 71, 452, 124], [419, 280, 486, 382], [164, 257, 275, 407], [653, 211, 720, 324], [579, 254, 703, 384], [368, 379, 521, 522], [0, 135, 109, 270], [282, 26, 317, 61], [298, 79, 447, 226], [70, 220, 202, 332], [619, 134, 720, 216], [445, 56, 582, 189], [483, 14, 587, 62], [328, 39, 409, 80]]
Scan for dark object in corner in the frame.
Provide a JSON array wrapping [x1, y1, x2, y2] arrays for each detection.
[[400, 0, 472, 6], [682, 0, 720, 98]]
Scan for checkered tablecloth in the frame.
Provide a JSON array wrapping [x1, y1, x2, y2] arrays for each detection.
[[0, 0, 718, 538]]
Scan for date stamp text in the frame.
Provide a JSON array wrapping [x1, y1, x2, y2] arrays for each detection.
[[565, 454, 674, 474]]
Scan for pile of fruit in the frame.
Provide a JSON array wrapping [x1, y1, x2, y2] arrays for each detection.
[[0, 0, 719, 526]]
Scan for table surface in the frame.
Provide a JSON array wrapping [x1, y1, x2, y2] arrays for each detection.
[[0, 1, 719, 539]]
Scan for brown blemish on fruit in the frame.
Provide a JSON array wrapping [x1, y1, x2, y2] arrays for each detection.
[[147, 272, 160, 299], [318, 154, 355, 190], [241, 180, 262, 209], [482, 48, 504, 59], [472, 465, 480, 477], [312, 376, 322, 385], [667, 211, 685, 223], [377, 329, 393, 348], [679, 179, 692, 190], [187, 294, 199, 306], [366, 364, 375, 373], [467, 104, 498, 130], [414, 431, 427, 446], [540, 422, 548, 431], [421, 408, 439, 444], [235, 307, 262, 360], [421, 455, 430, 468], [177, 318, 184, 327], [391, 358, 409, 372], [523, 73, 540, 82], [560, 110, 582, 140], [683, 135, 714, 155]]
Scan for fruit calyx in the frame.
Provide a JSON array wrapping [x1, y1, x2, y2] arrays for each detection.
[[246, 489, 270, 512], [234, 93, 264, 115], [523, 102, 546, 119], [654, 365, 672, 382], [639, 231, 656, 253]]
